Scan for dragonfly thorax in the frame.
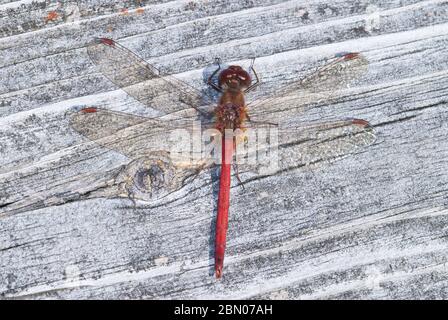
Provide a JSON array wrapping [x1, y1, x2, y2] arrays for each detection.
[[215, 103, 247, 131]]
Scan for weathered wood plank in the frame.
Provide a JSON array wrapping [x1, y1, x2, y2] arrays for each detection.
[[1, 0, 448, 299], [2, 0, 446, 115]]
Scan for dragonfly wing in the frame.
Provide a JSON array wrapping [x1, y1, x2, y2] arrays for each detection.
[[70, 107, 147, 141], [87, 38, 210, 115], [248, 52, 369, 123], [235, 118, 376, 175], [70, 107, 218, 201], [70, 107, 215, 167]]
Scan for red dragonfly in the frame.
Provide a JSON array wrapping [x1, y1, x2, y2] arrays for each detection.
[[71, 38, 376, 278]]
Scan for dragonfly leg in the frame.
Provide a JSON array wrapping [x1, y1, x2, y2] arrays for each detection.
[[233, 162, 246, 191], [245, 58, 260, 93], [207, 58, 223, 93], [232, 138, 246, 190]]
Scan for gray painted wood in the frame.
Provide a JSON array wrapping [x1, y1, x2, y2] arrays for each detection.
[[1, 0, 448, 299]]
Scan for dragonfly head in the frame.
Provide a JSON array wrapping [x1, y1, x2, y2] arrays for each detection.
[[218, 65, 251, 91]]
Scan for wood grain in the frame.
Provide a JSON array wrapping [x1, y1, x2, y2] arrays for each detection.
[[1, 0, 448, 299]]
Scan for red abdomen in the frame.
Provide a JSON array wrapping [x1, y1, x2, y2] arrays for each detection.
[[215, 135, 234, 278]]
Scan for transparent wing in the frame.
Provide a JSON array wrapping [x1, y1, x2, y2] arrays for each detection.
[[70, 107, 216, 167], [248, 52, 369, 123], [234, 118, 376, 175], [87, 38, 211, 115]]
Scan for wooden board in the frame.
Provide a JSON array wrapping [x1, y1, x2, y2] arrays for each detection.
[[1, 0, 448, 299]]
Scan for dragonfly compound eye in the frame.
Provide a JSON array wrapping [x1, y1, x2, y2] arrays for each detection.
[[218, 66, 252, 88]]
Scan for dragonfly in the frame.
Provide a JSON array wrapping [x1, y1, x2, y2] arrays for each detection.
[[71, 38, 376, 279]]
